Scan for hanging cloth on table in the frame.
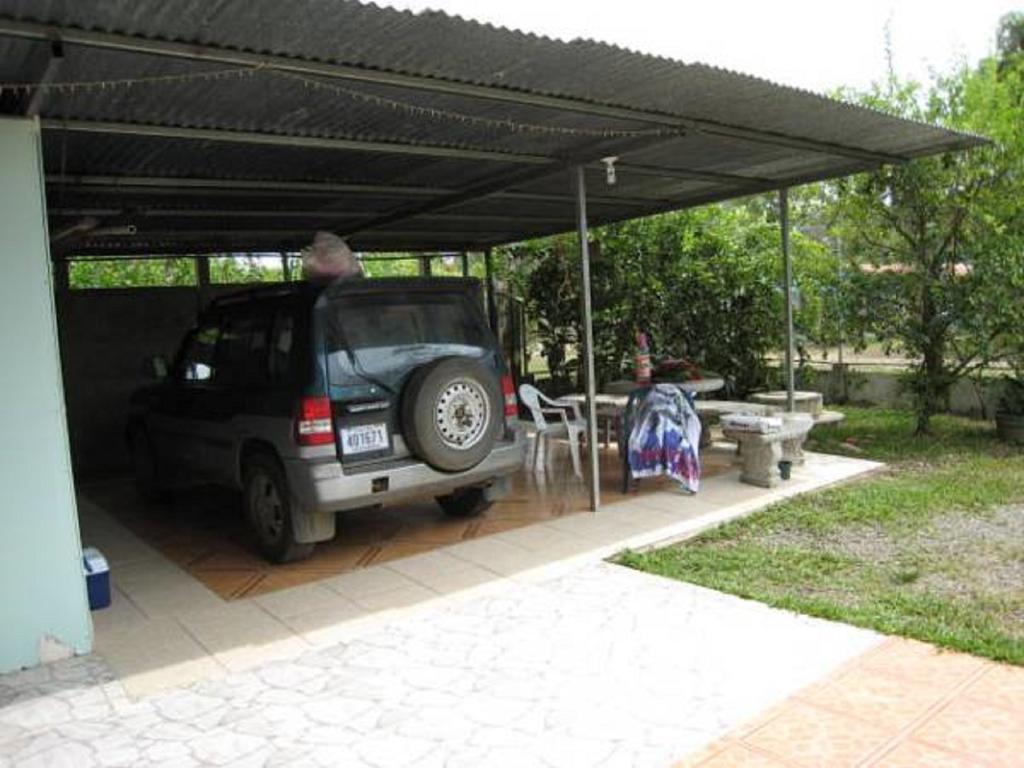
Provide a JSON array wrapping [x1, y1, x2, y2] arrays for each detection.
[[627, 384, 702, 492]]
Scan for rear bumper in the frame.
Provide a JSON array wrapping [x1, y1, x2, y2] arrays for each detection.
[[284, 427, 527, 516]]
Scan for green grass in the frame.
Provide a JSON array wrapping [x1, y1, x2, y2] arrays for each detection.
[[620, 407, 1024, 665]]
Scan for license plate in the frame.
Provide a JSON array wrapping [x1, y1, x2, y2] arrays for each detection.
[[339, 423, 389, 455]]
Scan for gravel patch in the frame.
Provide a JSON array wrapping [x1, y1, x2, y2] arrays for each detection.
[[753, 505, 1024, 604]]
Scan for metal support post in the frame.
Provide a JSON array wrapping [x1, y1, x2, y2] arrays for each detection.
[[484, 247, 499, 339], [460, 251, 469, 277], [575, 166, 601, 511], [779, 188, 795, 412], [196, 255, 211, 312]]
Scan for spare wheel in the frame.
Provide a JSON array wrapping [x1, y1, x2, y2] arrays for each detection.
[[401, 356, 502, 472]]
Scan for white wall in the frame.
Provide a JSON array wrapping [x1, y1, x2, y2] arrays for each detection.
[[0, 118, 92, 671]]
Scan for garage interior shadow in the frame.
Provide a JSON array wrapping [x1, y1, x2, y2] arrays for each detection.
[[76, 442, 734, 600]]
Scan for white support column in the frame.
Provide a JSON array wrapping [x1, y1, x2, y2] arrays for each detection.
[[779, 188, 796, 412], [0, 117, 92, 671], [575, 166, 601, 511]]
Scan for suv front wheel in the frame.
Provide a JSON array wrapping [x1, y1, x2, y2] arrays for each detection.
[[242, 452, 315, 563], [437, 486, 492, 518]]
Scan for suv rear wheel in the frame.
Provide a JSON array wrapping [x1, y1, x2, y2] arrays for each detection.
[[437, 486, 492, 518], [242, 452, 315, 563], [402, 356, 502, 473]]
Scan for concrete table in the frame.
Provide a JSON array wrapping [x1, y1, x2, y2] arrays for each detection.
[[604, 377, 726, 396], [749, 390, 823, 416]]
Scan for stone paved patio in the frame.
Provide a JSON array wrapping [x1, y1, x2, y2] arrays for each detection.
[[0, 563, 880, 768]]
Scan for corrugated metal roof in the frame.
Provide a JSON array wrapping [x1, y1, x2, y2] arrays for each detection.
[[0, 0, 985, 255]]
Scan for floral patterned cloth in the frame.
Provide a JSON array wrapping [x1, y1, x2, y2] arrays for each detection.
[[627, 384, 702, 492]]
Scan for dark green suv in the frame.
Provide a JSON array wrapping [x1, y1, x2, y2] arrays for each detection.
[[128, 277, 525, 562]]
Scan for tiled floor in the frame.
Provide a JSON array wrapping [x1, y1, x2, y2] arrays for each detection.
[[78, 443, 735, 600], [678, 637, 1024, 768], [0, 562, 884, 768], [76, 444, 881, 697]]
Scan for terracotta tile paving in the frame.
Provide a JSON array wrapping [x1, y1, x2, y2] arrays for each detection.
[[79, 445, 732, 599], [678, 636, 1023, 768]]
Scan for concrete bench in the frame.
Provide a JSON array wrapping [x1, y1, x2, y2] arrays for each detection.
[[721, 413, 814, 488], [693, 400, 780, 448]]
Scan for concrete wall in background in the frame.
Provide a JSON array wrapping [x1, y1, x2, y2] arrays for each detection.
[[807, 365, 1002, 419], [0, 118, 92, 672], [57, 286, 203, 476], [57, 284, 248, 477]]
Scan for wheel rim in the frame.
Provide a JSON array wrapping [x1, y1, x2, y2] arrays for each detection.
[[434, 377, 490, 451], [249, 472, 285, 543]]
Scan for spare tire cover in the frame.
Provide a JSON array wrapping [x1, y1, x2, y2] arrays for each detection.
[[401, 356, 503, 473]]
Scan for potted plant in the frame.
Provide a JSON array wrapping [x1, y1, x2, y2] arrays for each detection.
[[995, 375, 1024, 444]]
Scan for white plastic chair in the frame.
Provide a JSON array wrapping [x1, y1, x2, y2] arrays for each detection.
[[518, 383, 586, 478]]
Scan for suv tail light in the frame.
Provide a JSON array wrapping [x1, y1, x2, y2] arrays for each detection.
[[501, 374, 518, 418], [295, 396, 334, 446]]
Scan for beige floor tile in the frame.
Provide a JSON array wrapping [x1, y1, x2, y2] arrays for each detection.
[[114, 572, 224, 619], [176, 602, 296, 652], [444, 535, 531, 568], [744, 700, 892, 768], [961, 662, 1024, 713], [911, 695, 1024, 766], [349, 582, 440, 612], [173, 602, 309, 671], [859, 639, 987, 687], [96, 616, 224, 695], [252, 582, 351, 621], [90, 586, 150, 640], [287, 611, 381, 649], [384, 550, 475, 584], [696, 477, 771, 507], [797, 666, 949, 731], [280, 595, 371, 647], [320, 564, 422, 600], [119, 656, 227, 699], [490, 522, 591, 553], [82, 525, 165, 568], [212, 636, 311, 672], [869, 738, 979, 768], [685, 743, 790, 767], [392, 560, 499, 595], [618, 490, 723, 519]]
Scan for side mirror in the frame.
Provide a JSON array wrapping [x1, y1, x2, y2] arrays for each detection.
[[146, 355, 169, 381]]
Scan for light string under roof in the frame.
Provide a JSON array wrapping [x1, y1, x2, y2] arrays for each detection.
[[0, 63, 683, 140], [268, 70, 681, 139], [0, 64, 265, 97]]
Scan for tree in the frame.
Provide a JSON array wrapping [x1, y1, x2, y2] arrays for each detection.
[[997, 11, 1024, 64], [828, 52, 1024, 434], [511, 204, 834, 394]]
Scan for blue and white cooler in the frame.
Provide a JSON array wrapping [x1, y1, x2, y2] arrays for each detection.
[[82, 547, 111, 610]]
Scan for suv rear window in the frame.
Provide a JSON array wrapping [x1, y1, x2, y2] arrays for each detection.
[[326, 291, 490, 385], [329, 293, 485, 351]]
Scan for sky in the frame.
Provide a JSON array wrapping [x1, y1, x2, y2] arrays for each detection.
[[384, 0, 1020, 95]]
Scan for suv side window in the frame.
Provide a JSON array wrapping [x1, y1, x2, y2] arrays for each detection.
[[268, 308, 296, 383], [179, 321, 220, 382], [218, 306, 272, 386]]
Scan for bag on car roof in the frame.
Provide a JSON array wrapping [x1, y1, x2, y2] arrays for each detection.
[[301, 231, 363, 281]]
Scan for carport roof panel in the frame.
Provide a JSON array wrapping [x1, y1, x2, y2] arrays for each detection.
[[0, 0, 985, 254]]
